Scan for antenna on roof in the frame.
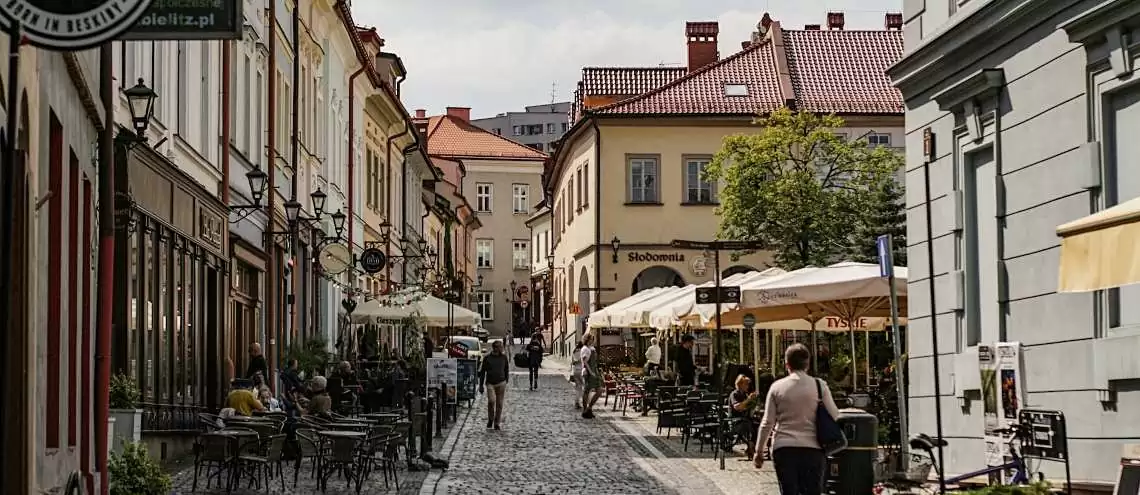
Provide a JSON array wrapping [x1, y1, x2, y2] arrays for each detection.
[[550, 81, 557, 105]]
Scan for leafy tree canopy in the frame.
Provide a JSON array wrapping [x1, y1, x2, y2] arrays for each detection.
[[704, 108, 904, 269]]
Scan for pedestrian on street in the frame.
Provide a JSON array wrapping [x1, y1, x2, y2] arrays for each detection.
[[571, 341, 584, 409], [246, 342, 268, 380], [753, 343, 840, 495], [580, 333, 603, 418], [526, 336, 544, 390], [478, 340, 510, 430], [675, 335, 697, 387], [644, 337, 662, 375]]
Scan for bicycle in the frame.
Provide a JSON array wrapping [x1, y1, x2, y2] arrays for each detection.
[[875, 423, 1044, 494]]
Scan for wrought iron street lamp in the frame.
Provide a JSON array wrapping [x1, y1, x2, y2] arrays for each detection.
[[310, 188, 327, 217], [246, 167, 268, 205], [331, 209, 347, 239], [123, 78, 157, 136], [611, 236, 621, 263]]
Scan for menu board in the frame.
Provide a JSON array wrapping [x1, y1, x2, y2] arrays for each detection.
[[456, 359, 478, 402], [427, 358, 458, 401]]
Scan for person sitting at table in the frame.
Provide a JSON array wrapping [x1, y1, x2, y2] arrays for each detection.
[[727, 374, 761, 459], [306, 376, 333, 418], [225, 384, 265, 417], [258, 387, 281, 412]]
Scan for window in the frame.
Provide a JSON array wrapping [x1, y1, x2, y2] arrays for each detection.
[[561, 122, 568, 133], [46, 112, 62, 449], [493, 128, 501, 135], [724, 83, 749, 96], [475, 183, 492, 212], [527, 124, 543, 135], [255, 70, 263, 165], [583, 164, 589, 207], [512, 125, 522, 136], [476, 291, 494, 320], [868, 133, 891, 147], [242, 53, 251, 154], [476, 239, 493, 268], [512, 240, 529, 269], [176, 41, 188, 133], [575, 168, 583, 209], [684, 157, 716, 204], [512, 183, 529, 214], [568, 177, 574, 220], [627, 156, 659, 203], [526, 143, 543, 151], [546, 123, 556, 134]]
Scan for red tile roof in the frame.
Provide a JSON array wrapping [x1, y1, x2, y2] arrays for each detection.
[[423, 115, 548, 161], [582, 18, 903, 117], [781, 29, 904, 114], [590, 42, 785, 115], [571, 67, 686, 120]]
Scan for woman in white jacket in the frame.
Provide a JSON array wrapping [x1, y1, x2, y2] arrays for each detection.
[[644, 338, 662, 375], [571, 341, 584, 409]]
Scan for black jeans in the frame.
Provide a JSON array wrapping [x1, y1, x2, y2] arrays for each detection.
[[528, 365, 540, 387], [772, 446, 825, 495]]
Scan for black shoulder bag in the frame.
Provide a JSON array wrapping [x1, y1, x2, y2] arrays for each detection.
[[815, 378, 848, 455]]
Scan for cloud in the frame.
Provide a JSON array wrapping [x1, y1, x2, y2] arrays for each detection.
[[351, 0, 900, 116]]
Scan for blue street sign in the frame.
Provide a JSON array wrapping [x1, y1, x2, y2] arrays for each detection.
[[877, 234, 893, 278]]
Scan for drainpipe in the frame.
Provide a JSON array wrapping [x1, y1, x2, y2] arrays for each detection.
[[347, 67, 366, 266], [221, 39, 232, 385], [95, 42, 115, 495], [289, 0, 301, 344], [385, 121, 410, 289], [591, 118, 602, 322], [264, 0, 279, 392]]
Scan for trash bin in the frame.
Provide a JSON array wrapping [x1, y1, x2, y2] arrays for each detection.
[[825, 408, 878, 495]]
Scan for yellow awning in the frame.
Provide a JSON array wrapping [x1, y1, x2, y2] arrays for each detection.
[[1056, 195, 1140, 292]]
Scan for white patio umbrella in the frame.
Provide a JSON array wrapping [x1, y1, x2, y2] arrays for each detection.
[[615, 269, 783, 329], [351, 290, 482, 327], [648, 268, 788, 330], [698, 261, 908, 388], [586, 286, 672, 329]]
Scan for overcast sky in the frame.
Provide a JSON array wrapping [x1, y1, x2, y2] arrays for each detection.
[[351, 0, 902, 119]]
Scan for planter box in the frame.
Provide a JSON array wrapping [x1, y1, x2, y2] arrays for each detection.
[[106, 416, 116, 458], [109, 408, 142, 453]]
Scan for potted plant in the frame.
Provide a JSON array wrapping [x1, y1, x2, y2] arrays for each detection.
[[284, 336, 333, 378], [108, 440, 172, 495], [108, 373, 142, 454]]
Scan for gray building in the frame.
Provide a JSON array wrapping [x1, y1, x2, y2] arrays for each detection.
[[891, 0, 1140, 488], [471, 102, 572, 154]]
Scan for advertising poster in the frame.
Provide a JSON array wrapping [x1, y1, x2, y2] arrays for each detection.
[[978, 344, 1002, 467], [455, 358, 478, 402], [427, 358, 458, 401]]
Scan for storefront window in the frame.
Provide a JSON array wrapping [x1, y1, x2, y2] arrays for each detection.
[[143, 228, 155, 401], [128, 228, 139, 381], [157, 237, 168, 402], [173, 244, 184, 403]]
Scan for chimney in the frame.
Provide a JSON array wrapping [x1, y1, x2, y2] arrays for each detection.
[[445, 106, 470, 121], [885, 13, 903, 30], [741, 41, 751, 50], [414, 109, 426, 119], [827, 12, 844, 30], [805, 24, 821, 30], [685, 21, 719, 73]]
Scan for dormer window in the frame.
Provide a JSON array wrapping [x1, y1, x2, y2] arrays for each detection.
[[724, 83, 748, 96]]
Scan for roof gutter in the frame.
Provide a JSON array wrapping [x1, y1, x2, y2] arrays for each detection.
[[591, 118, 602, 315]]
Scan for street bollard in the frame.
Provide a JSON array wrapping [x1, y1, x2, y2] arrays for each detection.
[[439, 384, 449, 429], [419, 395, 431, 454], [435, 387, 445, 437]]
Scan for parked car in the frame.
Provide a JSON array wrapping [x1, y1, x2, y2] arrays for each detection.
[[446, 336, 485, 360]]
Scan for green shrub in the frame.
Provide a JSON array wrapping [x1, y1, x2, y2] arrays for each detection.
[[108, 441, 171, 495], [109, 374, 139, 410], [958, 481, 1053, 495]]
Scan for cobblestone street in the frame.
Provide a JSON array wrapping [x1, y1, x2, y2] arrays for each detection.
[[422, 360, 782, 495]]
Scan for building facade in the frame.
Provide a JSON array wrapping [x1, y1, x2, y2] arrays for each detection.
[[470, 101, 572, 154], [891, 0, 1140, 488], [549, 13, 904, 352], [526, 202, 554, 348], [417, 107, 547, 338]]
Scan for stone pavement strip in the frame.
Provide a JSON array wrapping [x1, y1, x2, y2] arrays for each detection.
[[421, 359, 783, 495]]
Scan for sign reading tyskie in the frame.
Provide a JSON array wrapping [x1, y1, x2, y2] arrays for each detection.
[[0, 0, 155, 50]]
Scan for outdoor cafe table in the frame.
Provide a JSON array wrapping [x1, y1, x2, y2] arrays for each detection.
[[327, 422, 370, 431], [360, 412, 401, 423], [318, 430, 367, 439]]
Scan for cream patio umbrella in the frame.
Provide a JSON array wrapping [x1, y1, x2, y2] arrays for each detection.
[[585, 286, 673, 329], [616, 269, 783, 329], [649, 268, 788, 330], [695, 261, 908, 389]]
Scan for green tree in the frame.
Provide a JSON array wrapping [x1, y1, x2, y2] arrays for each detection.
[[704, 108, 903, 269], [846, 177, 907, 266]]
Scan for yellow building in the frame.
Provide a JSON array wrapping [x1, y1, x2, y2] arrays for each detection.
[[547, 13, 905, 349]]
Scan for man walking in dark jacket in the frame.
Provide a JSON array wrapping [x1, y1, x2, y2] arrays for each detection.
[[478, 340, 510, 430], [525, 337, 544, 390]]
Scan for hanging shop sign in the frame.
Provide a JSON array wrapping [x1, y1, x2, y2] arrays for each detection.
[[359, 248, 387, 274], [0, 0, 155, 51], [119, 0, 241, 40], [319, 243, 352, 275]]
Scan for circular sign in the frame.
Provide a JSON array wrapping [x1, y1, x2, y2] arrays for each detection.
[[318, 243, 352, 275], [359, 248, 387, 274], [742, 313, 756, 329], [519, 300, 529, 309], [0, 0, 155, 51]]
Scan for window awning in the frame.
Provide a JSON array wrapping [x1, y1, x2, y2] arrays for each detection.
[[1056, 195, 1140, 292]]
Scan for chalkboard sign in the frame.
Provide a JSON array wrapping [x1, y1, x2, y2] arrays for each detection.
[[456, 359, 478, 402]]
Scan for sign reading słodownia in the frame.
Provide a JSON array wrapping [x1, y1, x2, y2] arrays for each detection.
[[119, 0, 240, 40]]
